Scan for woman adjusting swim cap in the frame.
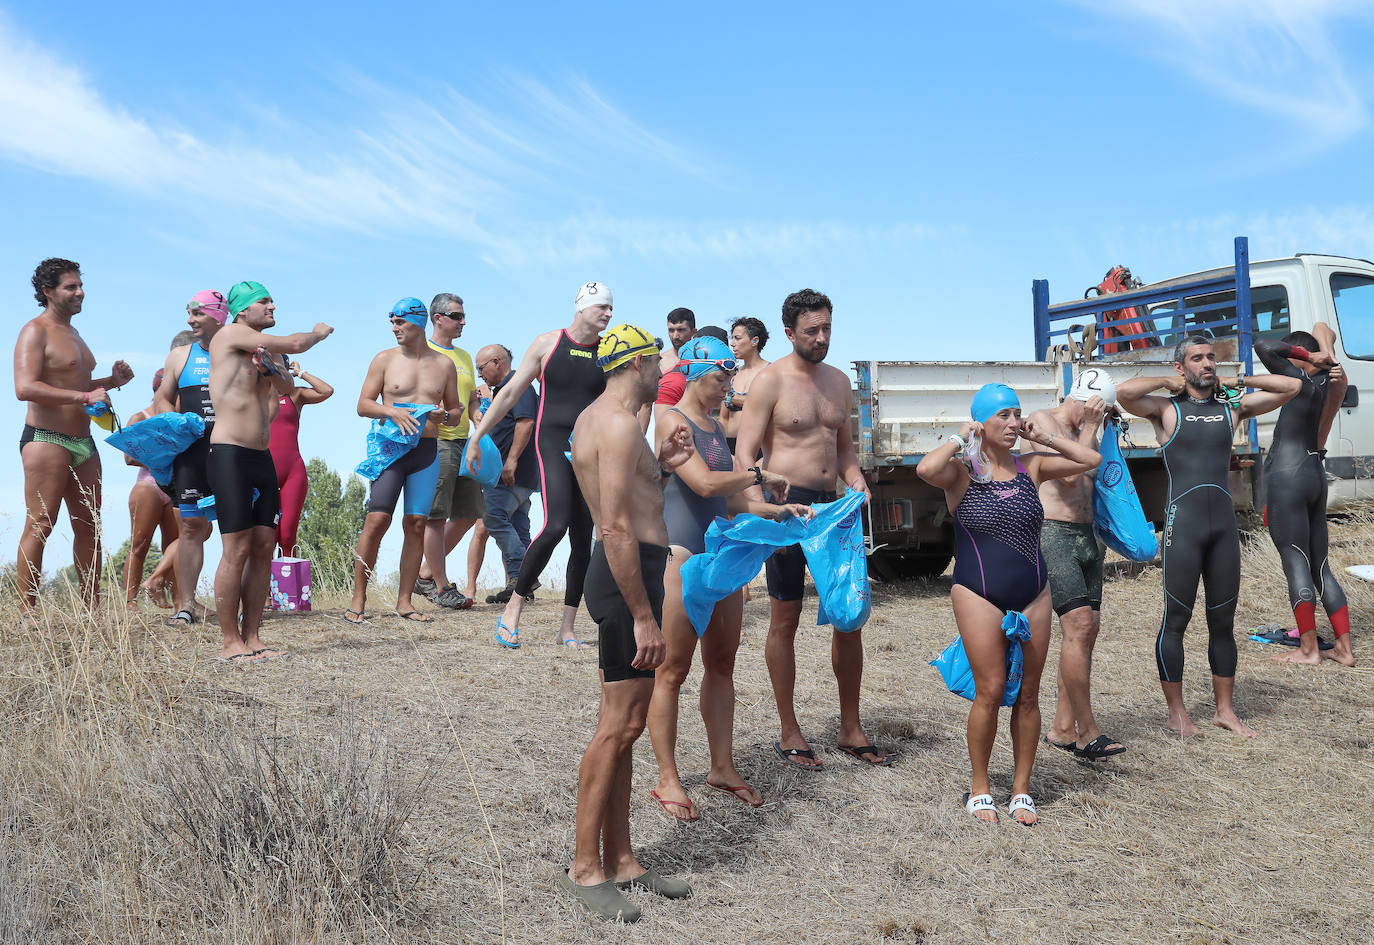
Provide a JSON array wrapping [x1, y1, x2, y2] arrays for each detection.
[[227, 281, 271, 318], [970, 383, 1021, 423], [389, 297, 429, 329], [677, 336, 736, 382], [575, 282, 613, 313], [597, 323, 661, 373]]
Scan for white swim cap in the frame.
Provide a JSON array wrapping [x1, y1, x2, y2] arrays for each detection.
[[1069, 367, 1117, 406], [575, 281, 613, 313]]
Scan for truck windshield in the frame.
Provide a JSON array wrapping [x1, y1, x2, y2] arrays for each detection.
[[1331, 273, 1374, 360]]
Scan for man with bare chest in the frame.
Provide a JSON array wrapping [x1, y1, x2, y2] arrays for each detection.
[[734, 289, 886, 770], [207, 281, 333, 662], [558, 323, 693, 922], [346, 298, 460, 625], [13, 258, 133, 611], [1026, 369, 1123, 760]]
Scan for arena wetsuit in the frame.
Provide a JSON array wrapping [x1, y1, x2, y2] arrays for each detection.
[[1156, 394, 1240, 682], [1255, 341, 1349, 638], [513, 330, 605, 606], [662, 409, 731, 555], [952, 458, 1047, 613], [269, 394, 309, 556], [172, 343, 215, 518]]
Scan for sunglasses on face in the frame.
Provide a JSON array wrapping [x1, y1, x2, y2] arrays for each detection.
[[439, 310, 466, 322]]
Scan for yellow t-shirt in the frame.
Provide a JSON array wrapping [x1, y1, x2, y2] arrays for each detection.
[[428, 339, 476, 439]]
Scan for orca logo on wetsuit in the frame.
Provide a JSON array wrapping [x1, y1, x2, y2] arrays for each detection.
[[1184, 414, 1226, 422]]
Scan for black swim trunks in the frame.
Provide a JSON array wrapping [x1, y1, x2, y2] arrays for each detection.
[[765, 485, 838, 602], [206, 444, 282, 535], [584, 540, 668, 683]]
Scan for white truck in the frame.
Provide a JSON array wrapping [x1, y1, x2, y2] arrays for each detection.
[[856, 237, 1374, 582]]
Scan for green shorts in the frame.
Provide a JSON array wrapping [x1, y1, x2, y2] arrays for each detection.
[[429, 438, 487, 521], [1041, 520, 1103, 615]]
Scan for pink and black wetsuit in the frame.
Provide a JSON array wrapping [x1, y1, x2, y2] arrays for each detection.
[[268, 394, 309, 557]]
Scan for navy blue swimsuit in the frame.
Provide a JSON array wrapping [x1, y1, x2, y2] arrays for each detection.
[[953, 459, 1047, 613]]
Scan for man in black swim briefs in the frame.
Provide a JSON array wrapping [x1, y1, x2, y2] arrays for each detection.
[[207, 281, 333, 663], [1117, 335, 1299, 736], [734, 289, 886, 769], [13, 258, 133, 612], [465, 282, 615, 649], [558, 322, 693, 922]]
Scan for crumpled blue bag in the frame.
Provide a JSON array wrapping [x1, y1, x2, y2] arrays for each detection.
[[355, 403, 438, 482], [929, 610, 1031, 707], [460, 434, 502, 486], [105, 412, 206, 486], [679, 491, 870, 635], [1093, 417, 1159, 561]]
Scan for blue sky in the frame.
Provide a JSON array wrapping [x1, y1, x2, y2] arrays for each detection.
[[5, 0, 1374, 586]]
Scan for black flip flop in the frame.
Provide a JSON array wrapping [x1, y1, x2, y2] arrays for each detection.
[[1042, 735, 1076, 753], [342, 609, 368, 625], [166, 608, 197, 627], [773, 741, 823, 771], [1073, 734, 1127, 760], [837, 744, 892, 767]]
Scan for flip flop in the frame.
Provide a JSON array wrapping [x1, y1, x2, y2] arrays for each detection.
[[649, 789, 699, 823], [1008, 793, 1038, 826], [962, 792, 998, 824], [166, 609, 197, 627], [705, 779, 764, 808], [494, 618, 520, 649], [397, 610, 433, 623], [559, 638, 593, 650], [1073, 733, 1126, 760], [837, 744, 891, 766], [249, 648, 288, 661], [215, 652, 258, 664], [772, 742, 823, 771], [1042, 735, 1076, 753], [342, 609, 368, 625]]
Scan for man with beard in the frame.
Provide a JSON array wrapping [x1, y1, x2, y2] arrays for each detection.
[[733, 289, 887, 770], [1117, 336, 1298, 736], [208, 281, 333, 662], [14, 258, 133, 611]]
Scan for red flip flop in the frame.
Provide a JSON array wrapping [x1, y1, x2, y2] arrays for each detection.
[[649, 789, 699, 822], [705, 780, 764, 808]]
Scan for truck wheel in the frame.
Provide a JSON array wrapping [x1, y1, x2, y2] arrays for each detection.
[[870, 551, 953, 582]]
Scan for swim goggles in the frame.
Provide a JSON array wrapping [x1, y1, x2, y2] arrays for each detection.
[[678, 357, 739, 373], [596, 333, 663, 370]]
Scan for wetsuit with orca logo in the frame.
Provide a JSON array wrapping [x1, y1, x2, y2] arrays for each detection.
[[1255, 340, 1349, 638], [1156, 393, 1240, 682]]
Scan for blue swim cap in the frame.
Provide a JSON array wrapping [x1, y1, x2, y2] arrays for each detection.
[[970, 383, 1021, 423], [390, 297, 429, 329], [677, 336, 735, 382]]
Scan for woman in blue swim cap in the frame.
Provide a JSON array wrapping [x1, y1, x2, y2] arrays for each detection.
[[917, 382, 1102, 825]]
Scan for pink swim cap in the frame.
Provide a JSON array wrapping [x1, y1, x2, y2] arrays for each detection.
[[188, 289, 229, 325]]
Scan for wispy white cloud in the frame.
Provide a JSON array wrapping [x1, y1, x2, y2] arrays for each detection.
[[1076, 0, 1371, 147]]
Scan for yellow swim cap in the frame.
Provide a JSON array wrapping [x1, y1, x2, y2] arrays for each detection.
[[596, 323, 662, 373]]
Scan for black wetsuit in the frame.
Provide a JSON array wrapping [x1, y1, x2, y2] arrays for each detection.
[[513, 330, 605, 606], [1255, 341, 1348, 626], [1156, 394, 1240, 682], [172, 343, 215, 517]]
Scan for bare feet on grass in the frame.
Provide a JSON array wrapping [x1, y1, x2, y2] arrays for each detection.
[[1325, 637, 1356, 667], [1271, 647, 1323, 665], [1168, 711, 1202, 738], [1212, 710, 1258, 737]]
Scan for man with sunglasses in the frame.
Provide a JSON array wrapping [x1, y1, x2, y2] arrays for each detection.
[[414, 293, 484, 609]]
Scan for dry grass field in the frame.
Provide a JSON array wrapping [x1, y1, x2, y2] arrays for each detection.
[[3, 511, 1374, 945]]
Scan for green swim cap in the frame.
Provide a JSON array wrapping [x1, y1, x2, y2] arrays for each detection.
[[227, 281, 271, 318]]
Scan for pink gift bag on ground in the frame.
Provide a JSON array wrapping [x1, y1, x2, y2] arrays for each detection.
[[270, 558, 312, 612]]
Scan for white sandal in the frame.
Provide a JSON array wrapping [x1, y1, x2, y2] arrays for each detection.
[[961, 792, 998, 823], [1008, 793, 1038, 826]]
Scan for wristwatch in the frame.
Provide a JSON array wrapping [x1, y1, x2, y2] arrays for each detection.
[[747, 465, 765, 486]]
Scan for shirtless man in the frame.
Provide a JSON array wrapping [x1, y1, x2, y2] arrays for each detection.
[[1027, 369, 1123, 760], [208, 281, 332, 662], [13, 258, 133, 611], [1117, 336, 1299, 736], [722, 316, 771, 454], [639, 307, 695, 433], [559, 322, 693, 922], [466, 282, 614, 649], [347, 298, 460, 624], [734, 288, 886, 769]]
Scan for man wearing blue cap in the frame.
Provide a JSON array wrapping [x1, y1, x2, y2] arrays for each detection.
[[346, 298, 461, 625]]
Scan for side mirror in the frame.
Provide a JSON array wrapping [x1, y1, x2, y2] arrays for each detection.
[[1342, 385, 1359, 408]]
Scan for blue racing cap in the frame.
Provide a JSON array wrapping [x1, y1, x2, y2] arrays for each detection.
[[971, 383, 1021, 423], [677, 336, 737, 382], [390, 297, 429, 329]]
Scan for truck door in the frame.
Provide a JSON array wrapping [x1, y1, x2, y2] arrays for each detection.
[[1322, 267, 1374, 502]]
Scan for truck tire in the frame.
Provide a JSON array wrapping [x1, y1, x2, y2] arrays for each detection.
[[870, 550, 953, 583]]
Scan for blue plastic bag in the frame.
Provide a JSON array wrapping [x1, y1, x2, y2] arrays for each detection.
[[355, 403, 438, 482], [1093, 418, 1159, 561], [930, 611, 1031, 707], [105, 412, 206, 486], [678, 491, 870, 636], [460, 434, 502, 486]]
